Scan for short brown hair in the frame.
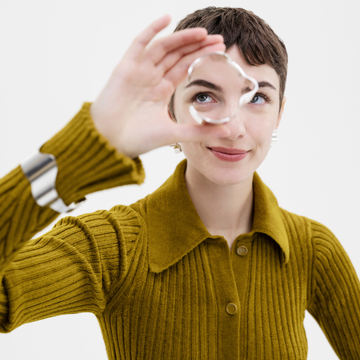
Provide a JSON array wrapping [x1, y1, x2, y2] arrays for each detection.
[[168, 6, 288, 121]]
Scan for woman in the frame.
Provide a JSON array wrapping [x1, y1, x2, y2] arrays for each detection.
[[0, 6, 359, 359]]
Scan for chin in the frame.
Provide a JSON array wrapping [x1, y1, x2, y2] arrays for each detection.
[[204, 166, 251, 186]]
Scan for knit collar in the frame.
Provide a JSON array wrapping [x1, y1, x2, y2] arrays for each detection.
[[147, 158, 289, 273]]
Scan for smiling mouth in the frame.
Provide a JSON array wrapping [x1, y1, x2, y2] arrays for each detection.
[[207, 147, 249, 155]]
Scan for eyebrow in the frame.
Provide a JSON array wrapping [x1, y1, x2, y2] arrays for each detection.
[[258, 81, 277, 91], [185, 79, 223, 92], [185, 79, 277, 93]]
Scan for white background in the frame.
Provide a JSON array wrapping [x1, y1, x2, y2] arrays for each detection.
[[0, 0, 359, 359]]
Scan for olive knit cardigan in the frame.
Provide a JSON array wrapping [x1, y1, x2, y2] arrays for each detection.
[[0, 102, 359, 359]]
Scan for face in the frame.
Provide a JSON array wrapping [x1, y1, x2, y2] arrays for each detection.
[[173, 45, 286, 186]]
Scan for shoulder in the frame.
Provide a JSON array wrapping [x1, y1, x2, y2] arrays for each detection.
[[57, 203, 145, 236], [278, 207, 345, 264], [278, 206, 336, 240], [106, 202, 147, 249], [56, 204, 147, 269]]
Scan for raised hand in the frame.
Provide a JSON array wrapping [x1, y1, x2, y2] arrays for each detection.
[[90, 14, 231, 159]]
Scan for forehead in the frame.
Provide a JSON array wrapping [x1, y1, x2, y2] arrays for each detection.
[[178, 45, 280, 93], [226, 45, 279, 88]]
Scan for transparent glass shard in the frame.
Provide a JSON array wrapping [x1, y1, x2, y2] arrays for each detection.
[[186, 52, 259, 124]]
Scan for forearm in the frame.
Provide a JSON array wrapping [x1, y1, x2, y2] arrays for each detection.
[[0, 102, 145, 276], [0, 165, 59, 274]]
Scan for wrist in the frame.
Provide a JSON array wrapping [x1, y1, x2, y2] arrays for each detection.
[[39, 102, 145, 207]]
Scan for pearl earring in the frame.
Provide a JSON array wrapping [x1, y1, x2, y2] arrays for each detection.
[[270, 129, 278, 149], [168, 143, 182, 153]]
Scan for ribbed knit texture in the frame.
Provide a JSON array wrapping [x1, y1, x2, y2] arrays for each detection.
[[0, 103, 359, 359]]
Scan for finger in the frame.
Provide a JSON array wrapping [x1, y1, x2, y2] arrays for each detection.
[[124, 14, 171, 61], [155, 35, 224, 76], [142, 27, 208, 65], [163, 42, 226, 88]]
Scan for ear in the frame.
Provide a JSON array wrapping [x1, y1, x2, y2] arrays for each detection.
[[276, 96, 286, 129]]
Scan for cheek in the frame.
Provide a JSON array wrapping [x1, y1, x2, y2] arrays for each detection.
[[180, 143, 205, 165], [248, 115, 277, 146], [249, 122, 272, 141]]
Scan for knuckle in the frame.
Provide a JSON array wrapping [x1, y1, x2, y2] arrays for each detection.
[[179, 54, 193, 70], [159, 40, 171, 54], [151, 36, 171, 54]]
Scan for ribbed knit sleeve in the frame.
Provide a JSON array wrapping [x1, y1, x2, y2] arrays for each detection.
[[0, 102, 145, 333], [307, 220, 360, 359], [0, 206, 143, 333]]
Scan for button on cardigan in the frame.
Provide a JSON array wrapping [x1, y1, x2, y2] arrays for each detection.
[[0, 102, 359, 359]]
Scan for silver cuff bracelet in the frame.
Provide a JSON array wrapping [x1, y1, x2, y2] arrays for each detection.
[[20, 149, 86, 213]]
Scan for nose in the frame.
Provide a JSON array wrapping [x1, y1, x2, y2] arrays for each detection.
[[223, 104, 247, 140]]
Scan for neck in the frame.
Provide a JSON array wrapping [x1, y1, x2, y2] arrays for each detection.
[[184, 163, 254, 240]]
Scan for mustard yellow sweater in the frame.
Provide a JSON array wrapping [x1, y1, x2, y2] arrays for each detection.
[[0, 102, 359, 359]]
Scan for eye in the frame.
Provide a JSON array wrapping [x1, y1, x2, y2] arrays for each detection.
[[192, 92, 215, 104], [250, 92, 270, 105]]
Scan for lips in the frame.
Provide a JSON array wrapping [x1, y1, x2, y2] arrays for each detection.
[[207, 147, 248, 155]]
